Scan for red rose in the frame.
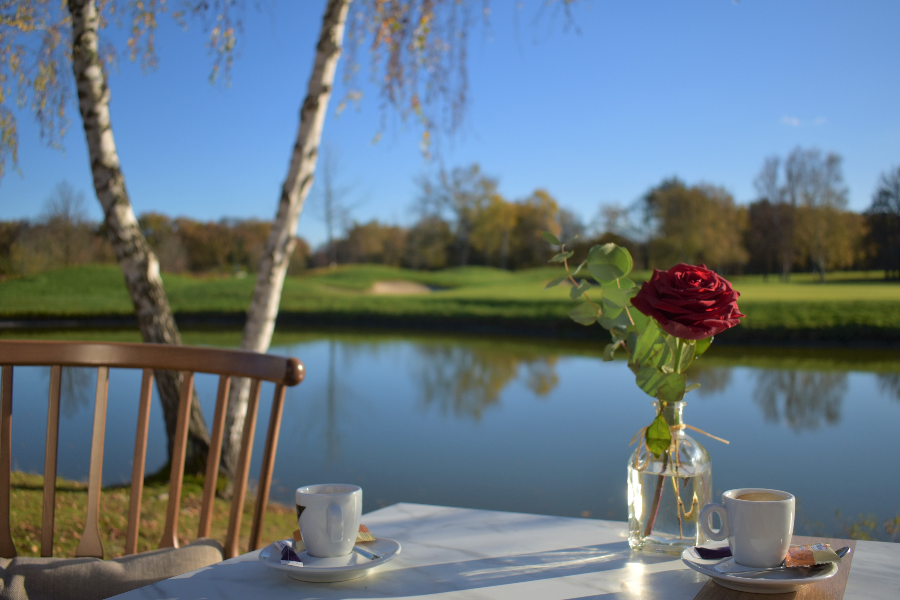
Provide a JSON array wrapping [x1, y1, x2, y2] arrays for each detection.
[[630, 264, 745, 340]]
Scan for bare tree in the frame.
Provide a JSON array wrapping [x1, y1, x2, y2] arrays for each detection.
[[41, 181, 91, 267], [309, 146, 360, 268], [866, 166, 900, 279]]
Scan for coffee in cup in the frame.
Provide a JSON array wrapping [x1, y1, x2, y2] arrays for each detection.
[[295, 484, 362, 558], [699, 488, 795, 568]]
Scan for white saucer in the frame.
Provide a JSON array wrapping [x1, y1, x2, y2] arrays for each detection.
[[681, 546, 838, 594], [258, 538, 401, 583]]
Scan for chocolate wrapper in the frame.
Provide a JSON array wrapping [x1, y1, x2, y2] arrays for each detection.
[[784, 543, 842, 567]]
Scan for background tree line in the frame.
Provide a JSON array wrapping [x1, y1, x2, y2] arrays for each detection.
[[3, 150, 899, 280]]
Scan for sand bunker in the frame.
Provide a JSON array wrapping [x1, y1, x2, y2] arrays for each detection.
[[368, 280, 433, 295]]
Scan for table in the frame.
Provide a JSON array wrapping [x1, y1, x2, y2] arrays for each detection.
[[115, 503, 900, 599]]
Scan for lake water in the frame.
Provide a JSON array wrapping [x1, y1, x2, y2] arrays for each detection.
[[7, 332, 900, 541]]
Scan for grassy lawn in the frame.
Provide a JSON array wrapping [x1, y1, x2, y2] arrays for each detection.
[[9, 471, 298, 559], [1, 264, 898, 333]]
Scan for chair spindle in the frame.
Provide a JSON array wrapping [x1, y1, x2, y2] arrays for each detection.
[[125, 369, 155, 555], [159, 371, 195, 549], [198, 375, 230, 539], [249, 384, 287, 551], [41, 366, 62, 557], [224, 378, 262, 559], [76, 366, 110, 558], [0, 365, 15, 558]]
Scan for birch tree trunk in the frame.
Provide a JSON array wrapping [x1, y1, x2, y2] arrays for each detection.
[[221, 0, 351, 480], [68, 0, 211, 469]]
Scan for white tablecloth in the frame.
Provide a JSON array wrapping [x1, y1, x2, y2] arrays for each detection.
[[114, 503, 900, 599]]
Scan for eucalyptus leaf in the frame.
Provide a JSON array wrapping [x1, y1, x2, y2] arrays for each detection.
[[542, 231, 561, 246], [617, 277, 636, 290], [597, 310, 632, 331], [603, 341, 620, 362], [544, 276, 567, 290], [587, 243, 633, 280], [657, 373, 686, 402], [571, 260, 587, 277], [602, 287, 629, 308], [564, 234, 580, 245], [685, 383, 701, 393], [636, 366, 667, 397], [645, 413, 672, 457], [570, 280, 591, 300], [568, 302, 600, 326], [601, 297, 624, 319], [549, 251, 574, 263]]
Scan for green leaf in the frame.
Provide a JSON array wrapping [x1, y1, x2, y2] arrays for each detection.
[[630, 309, 650, 334], [570, 280, 591, 300], [544, 276, 567, 290], [568, 302, 599, 326], [632, 320, 664, 366], [636, 366, 667, 397], [657, 373, 686, 402], [678, 342, 697, 373], [685, 383, 701, 393], [549, 251, 574, 263], [617, 277, 636, 290], [542, 231, 561, 246], [601, 297, 623, 318], [586, 243, 633, 281], [597, 310, 632, 331], [645, 413, 672, 457], [602, 287, 629, 308], [603, 341, 620, 362], [694, 336, 714, 357], [564, 234, 580, 245], [571, 260, 587, 277]]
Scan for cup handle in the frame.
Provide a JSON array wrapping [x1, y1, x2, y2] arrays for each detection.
[[326, 504, 344, 543], [699, 503, 729, 542]]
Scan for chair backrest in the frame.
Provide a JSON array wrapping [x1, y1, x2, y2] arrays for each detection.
[[0, 340, 304, 560]]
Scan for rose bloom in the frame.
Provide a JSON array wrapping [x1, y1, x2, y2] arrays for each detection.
[[630, 264, 745, 340]]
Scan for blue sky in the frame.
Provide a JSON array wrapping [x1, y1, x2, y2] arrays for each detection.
[[0, 0, 897, 248]]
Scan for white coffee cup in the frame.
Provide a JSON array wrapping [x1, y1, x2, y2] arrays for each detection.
[[699, 488, 795, 568], [295, 484, 362, 558]]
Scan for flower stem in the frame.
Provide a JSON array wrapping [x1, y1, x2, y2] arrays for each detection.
[[642, 450, 669, 538]]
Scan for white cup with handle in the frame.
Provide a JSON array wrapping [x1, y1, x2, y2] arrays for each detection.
[[295, 484, 362, 558], [699, 488, 795, 568]]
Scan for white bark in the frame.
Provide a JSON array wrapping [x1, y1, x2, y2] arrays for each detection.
[[68, 0, 210, 468], [221, 0, 351, 478]]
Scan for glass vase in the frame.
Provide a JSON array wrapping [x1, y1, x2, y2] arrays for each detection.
[[628, 401, 711, 554]]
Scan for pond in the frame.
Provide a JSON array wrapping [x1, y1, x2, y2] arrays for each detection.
[[7, 331, 900, 541]]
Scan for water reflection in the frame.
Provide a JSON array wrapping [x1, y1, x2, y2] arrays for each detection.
[[37, 366, 94, 418], [688, 367, 732, 398], [413, 345, 558, 420], [876, 373, 900, 402], [752, 371, 847, 431]]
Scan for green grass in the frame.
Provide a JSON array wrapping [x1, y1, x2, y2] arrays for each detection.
[[1, 264, 899, 335], [9, 471, 298, 559]]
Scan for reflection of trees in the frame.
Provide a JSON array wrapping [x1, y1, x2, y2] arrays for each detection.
[[753, 371, 847, 431], [876, 373, 900, 402], [687, 367, 732, 398], [413, 345, 558, 420], [39, 366, 93, 418]]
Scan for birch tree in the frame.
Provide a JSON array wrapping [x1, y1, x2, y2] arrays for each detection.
[[220, 0, 514, 479], [0, 0, 235, 467], [67, 0, 213, 467]]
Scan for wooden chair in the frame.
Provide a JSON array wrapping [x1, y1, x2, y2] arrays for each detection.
[[0, 340, 305, 562]]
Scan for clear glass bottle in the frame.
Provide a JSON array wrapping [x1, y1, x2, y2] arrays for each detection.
[[628, 401, 711, 554]]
